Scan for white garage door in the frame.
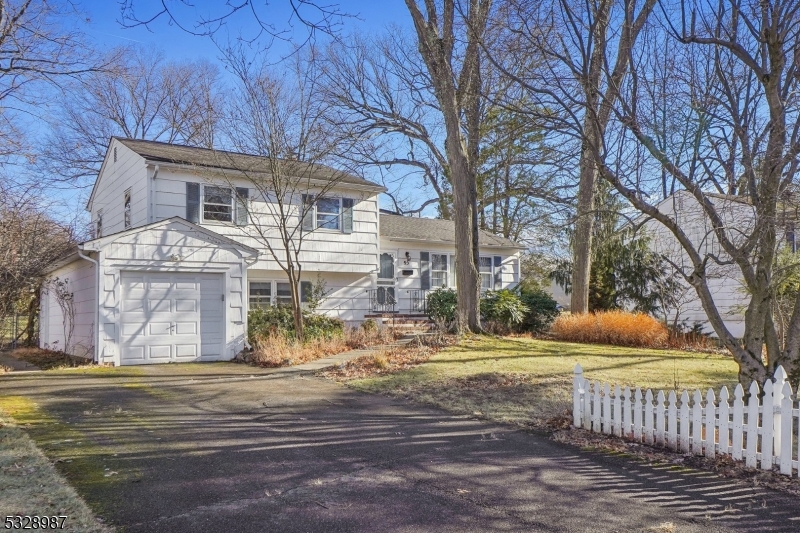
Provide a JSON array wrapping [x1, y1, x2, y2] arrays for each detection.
[[120, 272, 225, 365]]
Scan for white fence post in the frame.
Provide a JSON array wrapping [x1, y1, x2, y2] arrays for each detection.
[[745, 381, 760, 469], [732, 384, 744, 461], [583, 379, 592, 430], [644, 389, 654, 445], [692, 389, 703, 455], [780, 381, 793, 476], [592, 381, 601, 432], [573, 364, 584, 428], [705, 388, 716, 459], [679, 391, 690, 453], [633, 388, 643, 442], [719, 386, 730, 456], [623, 387, 632, 438], [773, 367, 787, 458], [656, 391, 665, 447], [613, 385, 622, 437], [603, 383, 612, 435], [761, 379, 774, 470], [667, 390, 677, 451]]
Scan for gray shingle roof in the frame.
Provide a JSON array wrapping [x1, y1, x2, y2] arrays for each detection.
[[114, 137, 385, 190], [380, 214, 523, 248]]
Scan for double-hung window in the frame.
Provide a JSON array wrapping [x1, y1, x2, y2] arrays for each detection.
[[431, 254, 448, 288], [479, 257, 493, 291], [316, 197, 341, 230], [203, 186, 233, 222], [249, 281, 312, 309], [95, 210, 103, 238], [249, 283, 272, 309]]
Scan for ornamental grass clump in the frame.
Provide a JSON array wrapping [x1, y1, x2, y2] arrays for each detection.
[[551, 310, 668, 348]]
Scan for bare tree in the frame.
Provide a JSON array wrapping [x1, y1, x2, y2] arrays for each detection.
[[491, 0, 656, 313], [40, 46, 222, 186], [591, 0, 800, 385], [0, 184, 76, 344], [212, 48, 360, 340], [0, 0, 110, 162]]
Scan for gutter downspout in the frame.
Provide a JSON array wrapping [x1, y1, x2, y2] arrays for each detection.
[[77, 248, 100, 364]]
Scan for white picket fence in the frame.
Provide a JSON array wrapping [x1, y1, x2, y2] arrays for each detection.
[[572, 363, 800, 476]]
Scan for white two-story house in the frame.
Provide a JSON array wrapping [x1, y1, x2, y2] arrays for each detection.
[[40, 138, 523, 366]]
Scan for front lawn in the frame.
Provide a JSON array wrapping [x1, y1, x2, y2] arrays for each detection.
[[347, 336, 739, 428]]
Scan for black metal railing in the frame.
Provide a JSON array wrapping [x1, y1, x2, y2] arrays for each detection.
[[366, 288, 397, 313], [408, 289, 428, 314]]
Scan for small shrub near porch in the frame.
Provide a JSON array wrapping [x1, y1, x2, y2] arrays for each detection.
[[246, 307, 395, 367], [551, 310, 668, 348]]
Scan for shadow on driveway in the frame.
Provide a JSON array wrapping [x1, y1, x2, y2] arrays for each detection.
[[1, 365, 798, 533]]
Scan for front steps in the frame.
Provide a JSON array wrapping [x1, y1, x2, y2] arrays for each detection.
[[364, 313, 435, 334]]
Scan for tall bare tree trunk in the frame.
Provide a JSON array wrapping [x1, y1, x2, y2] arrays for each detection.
[[571, 139, 597, 314]]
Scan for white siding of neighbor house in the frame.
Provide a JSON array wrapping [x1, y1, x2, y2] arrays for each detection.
[[40, 258, 96, 359], [87, 220, 253, 365], [88, 139, 149, 236], [150, 168, 380, 273], [644, 191, 750, 338]]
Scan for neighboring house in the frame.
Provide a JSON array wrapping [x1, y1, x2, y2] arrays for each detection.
[[40, 138, 523, 366], [642, 190, 756, 338]]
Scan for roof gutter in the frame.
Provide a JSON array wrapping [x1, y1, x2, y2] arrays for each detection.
[[384, 237, 526, 249]]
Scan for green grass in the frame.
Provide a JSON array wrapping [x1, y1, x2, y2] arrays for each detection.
[[349, 336, 739, 428], [0, 399, 112, 532]]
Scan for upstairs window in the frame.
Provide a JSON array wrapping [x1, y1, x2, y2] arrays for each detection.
[[95, 211, 103, 238], [316, 197, 341, 230], [123, 189, 131, 229], [203, 186, 233, 222]]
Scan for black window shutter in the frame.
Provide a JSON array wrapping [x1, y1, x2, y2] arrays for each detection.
[[493, 256, 503, 290], [301, 194, 315, 231], [342, 198, 354, 234], [420, 251, 430, 290], [235, 187, 249, 226], [301, 281, 312, 303], [186, 182, 200, 223]]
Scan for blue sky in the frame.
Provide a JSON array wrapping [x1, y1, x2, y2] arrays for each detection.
[[82, 1, 411, 63]]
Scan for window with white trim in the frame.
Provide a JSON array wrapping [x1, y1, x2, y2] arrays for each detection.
[[431, 254, 448, 288], [95, 210, 103, 238], [316, 197, 341, 230], [123, 189, 131, 229], [203, 186, 233, 222], [249, 282, 272, 309], [479, 256, 493, 290], [275, 282, 293, 306]]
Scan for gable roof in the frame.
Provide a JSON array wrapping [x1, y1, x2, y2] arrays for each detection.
[[379, 214, 524, 249], [113, 137, 384, 190], [79, 216, 259, 257]]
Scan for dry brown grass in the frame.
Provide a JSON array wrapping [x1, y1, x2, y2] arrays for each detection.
[[249, 326, 398, 367], [551, 310, 669, 348], [4, 347, 94, 370]]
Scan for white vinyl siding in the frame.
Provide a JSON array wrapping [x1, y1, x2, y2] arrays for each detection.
[[39, 258, 96, 359], [152, 169, 380, 274], [88, 139, 149, 235]]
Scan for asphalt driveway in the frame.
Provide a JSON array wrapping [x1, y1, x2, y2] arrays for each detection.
[[2, 363, 799, 533]]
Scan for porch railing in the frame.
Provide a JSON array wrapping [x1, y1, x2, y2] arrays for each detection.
[[408, 289, 429, 314], [366, 288, 397, 313]]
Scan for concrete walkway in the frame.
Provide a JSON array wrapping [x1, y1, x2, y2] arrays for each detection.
[[2, 360, 799, 532]]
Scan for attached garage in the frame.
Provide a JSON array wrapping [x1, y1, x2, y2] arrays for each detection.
[[41, 218, 258, 366]]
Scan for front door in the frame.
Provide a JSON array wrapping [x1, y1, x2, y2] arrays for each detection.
[[376, 252, 396, 311]]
